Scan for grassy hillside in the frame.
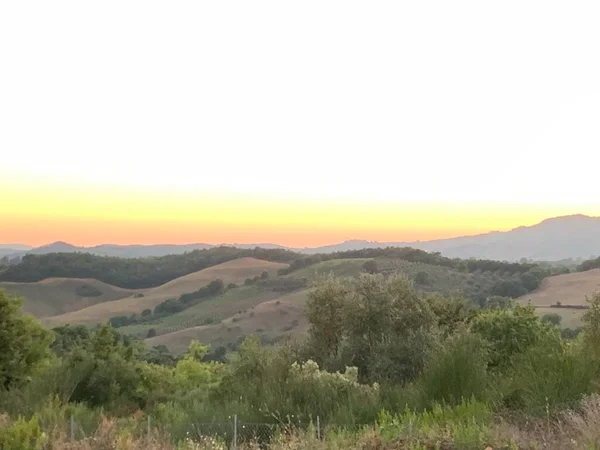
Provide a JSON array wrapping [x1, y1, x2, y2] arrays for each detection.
[[146, 290, 310, 354], [40, 255, 555, 354], [139, 257, 535, 353], [518, 269, 600, 307], [43, 258, 287, 327], [517, 268, 600, 328], [119, 283, 287, 338], [0, 278, 137, 317]]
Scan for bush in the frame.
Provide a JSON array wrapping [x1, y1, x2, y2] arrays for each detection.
[[0, 415, 47, 450], [541, 313, 562, 326], [416, 329, 489, 406], [75, 284, 102, 297], [362, 260, 378, 274], [415, 271, 431, 286]]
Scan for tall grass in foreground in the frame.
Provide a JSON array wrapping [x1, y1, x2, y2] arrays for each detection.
[[4, 396, 600, 449]]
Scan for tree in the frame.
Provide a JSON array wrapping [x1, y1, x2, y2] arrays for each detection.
[[261, 270, 269, 279], [581, 293, 600, 360], [490, 279, 527, 298], [426, 293, 478, 334], [343, 274, 436, 382], [305, 275, 349, 369], [141, 309, 152, 317], [415, 271, 431, 286], [0, 290, 53, 388], [541, 313, 562, 326], [362, 260, 378, 274], [147, 328, 157, 338], [471, 304, 552, 370]]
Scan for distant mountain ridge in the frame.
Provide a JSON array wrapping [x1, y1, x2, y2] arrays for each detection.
[[4, 214, 600, 262]]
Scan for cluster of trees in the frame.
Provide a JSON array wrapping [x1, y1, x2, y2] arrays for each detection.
[[109, 279, 226, 328], [0, 247, 298, 289], [280, 247, 545, 276], [578, 255, 600, 272]]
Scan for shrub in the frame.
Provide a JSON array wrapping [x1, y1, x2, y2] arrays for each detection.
[[416, 329, 489, 406], [75, 284, 102, 297], [415, 271, 431, 286], [541, 313, 562, 326], [0, 415, 47, 450], [362, 260, 378, 274]]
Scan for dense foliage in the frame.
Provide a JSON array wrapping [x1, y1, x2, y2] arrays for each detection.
[[578, 255, 600, 272], [2, 270, 600, 448], [0, 247, 298, 288]]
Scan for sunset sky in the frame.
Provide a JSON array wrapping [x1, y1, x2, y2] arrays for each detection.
[[2, 1, 599, 247]]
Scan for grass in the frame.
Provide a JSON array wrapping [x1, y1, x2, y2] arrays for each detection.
[[517, 268, 600, 307], [7, 395, 600, 449], [517, 268, 600, 328], [146, 290, 310, 354], [0, 278, 137, 317], [43, 258, 288, 327], [120, 284, 285, 338]]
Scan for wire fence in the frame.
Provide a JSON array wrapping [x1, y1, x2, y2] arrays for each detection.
[[65, 414, 362, 449]]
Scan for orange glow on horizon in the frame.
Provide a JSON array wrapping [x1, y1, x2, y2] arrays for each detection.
[[3, 180, 599, 248]]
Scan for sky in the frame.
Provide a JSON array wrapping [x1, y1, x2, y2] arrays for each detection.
[[1, 1, 600, 247]]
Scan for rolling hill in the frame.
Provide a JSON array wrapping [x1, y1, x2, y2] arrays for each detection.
[[43, 257, 288, 327], [146, 290, 310, 354], [0, 278, 137, 317], [138, 256, 536, 354], [517, 268, 600, 328]]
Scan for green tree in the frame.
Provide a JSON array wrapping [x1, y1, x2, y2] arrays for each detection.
[[541, 313, 562, 326], [362, 260, 378, 274], [426, 293, 478, 334], [261, 270, 269, 279], [0, 290, 53, 388], [304, 275, 349, 369], [343, 274, 436, 383], [581, 293, 600, 360], [471, 304, 551, 370], [415, 271, 431, 286]]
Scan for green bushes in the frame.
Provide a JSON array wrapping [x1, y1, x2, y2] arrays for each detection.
[[0, 415, 47, 450], [416, 329, 489, 407], [75, 284, 103, 297]]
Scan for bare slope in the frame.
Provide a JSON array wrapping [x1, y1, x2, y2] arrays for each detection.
[[517, 268, 600, 328], [146, 290, 309, 354], [0, 278, 137, 317], [518, 269, 600, 307], [43, 258, 287, 327]]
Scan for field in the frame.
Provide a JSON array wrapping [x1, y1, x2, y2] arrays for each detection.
[[0, 278, 137, 317], [517, 268, 600, 328], [43, 258, 288, 327], [146, 289, 310, 354]]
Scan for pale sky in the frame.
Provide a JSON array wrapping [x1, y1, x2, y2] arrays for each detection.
[[1, 1, 600, 246]]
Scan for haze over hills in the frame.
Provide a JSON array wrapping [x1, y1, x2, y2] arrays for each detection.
[[4, 214, 600, 262]]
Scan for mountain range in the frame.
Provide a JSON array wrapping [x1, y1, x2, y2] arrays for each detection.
[[2, 214, 599, 262]]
